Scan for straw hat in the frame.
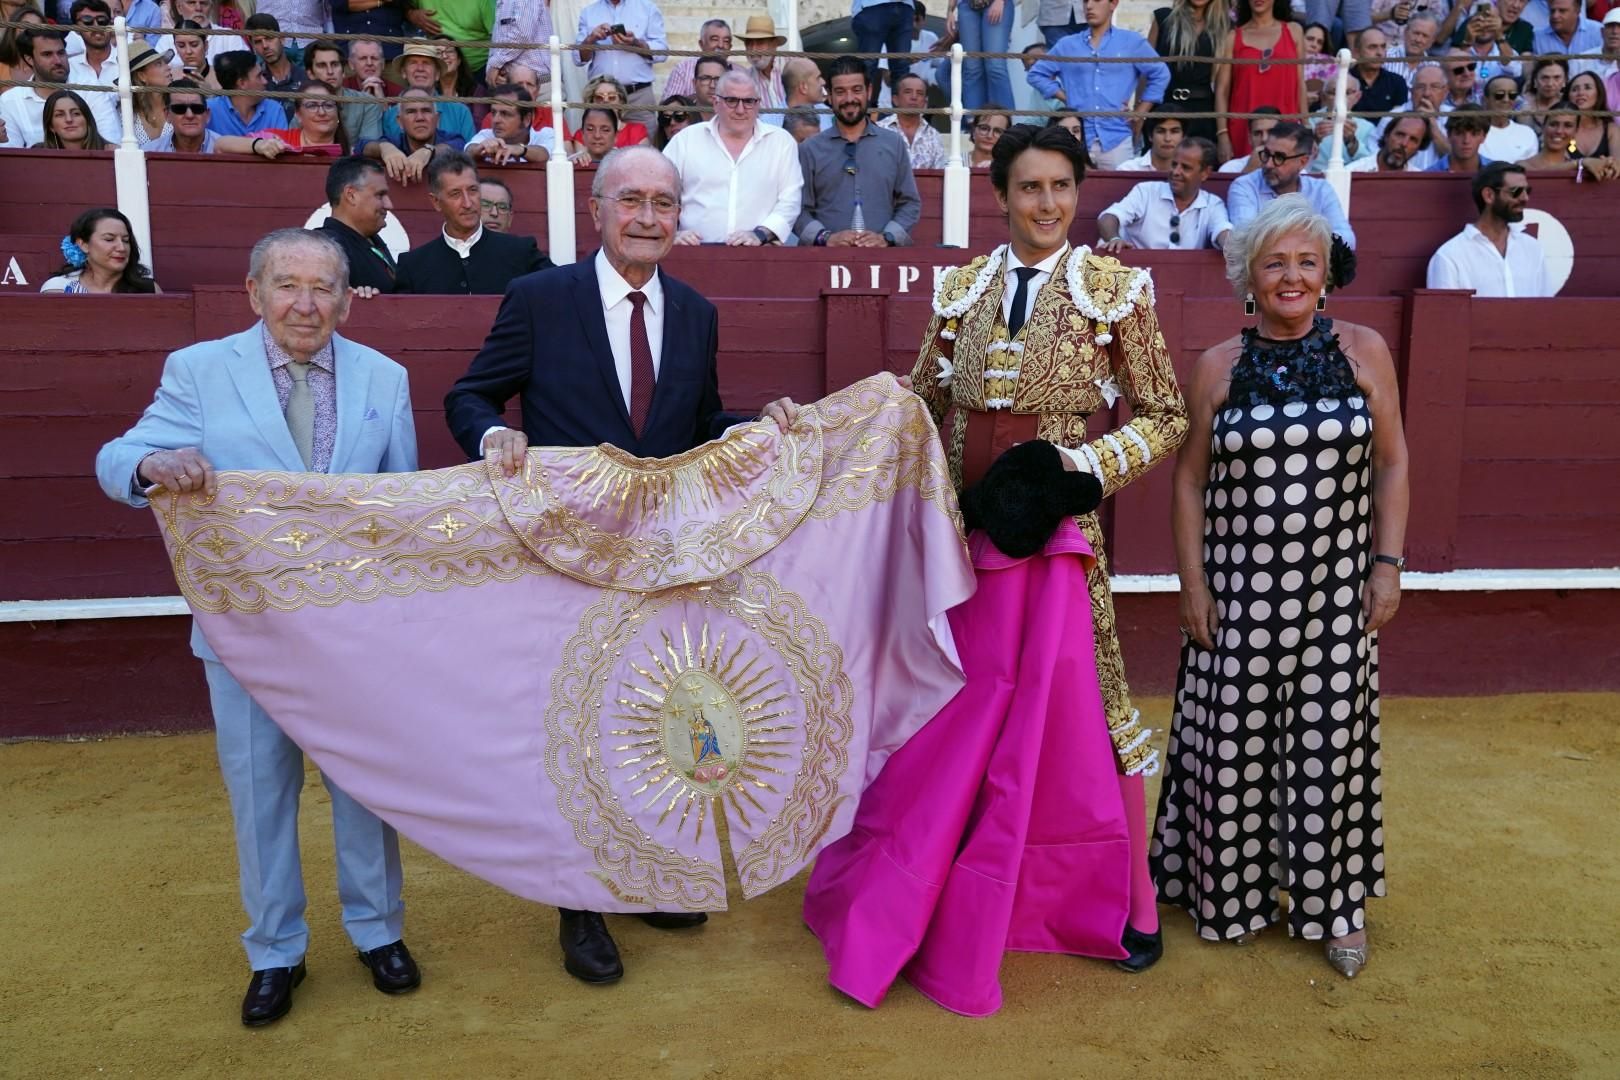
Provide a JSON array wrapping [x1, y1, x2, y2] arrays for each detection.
[[387, 39, 447, 85], [120, 41, 174, 81], [738, 15, 786, 47]]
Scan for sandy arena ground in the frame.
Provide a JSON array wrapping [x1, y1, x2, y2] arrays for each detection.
[[2, 693, 1617, 1079]]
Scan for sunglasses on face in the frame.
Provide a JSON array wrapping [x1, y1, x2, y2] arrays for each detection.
[[1451, 63, 1478, 75], [1488, 89, 1515, 99], [77, 15, 111, 25], [1258, 150, 1307, 165], [1500, 184, 1532, 197], [169, 101, 207, 114], [665, 113, 692, 125]]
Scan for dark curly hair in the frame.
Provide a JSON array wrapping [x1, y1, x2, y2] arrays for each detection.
[[52, 207, 159, 293], [989, 122, 1089, 196]]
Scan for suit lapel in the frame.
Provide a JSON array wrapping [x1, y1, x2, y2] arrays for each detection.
[[570, 255, 633, 432], [329, 333, 371, 473], [226, 324, 304, 472]]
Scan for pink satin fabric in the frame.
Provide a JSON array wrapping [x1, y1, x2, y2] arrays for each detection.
[[152, 376, 977, 913], [803, 520, 1131, 1016]]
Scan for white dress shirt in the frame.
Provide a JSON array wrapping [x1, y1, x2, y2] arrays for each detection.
[[443, 225, 484, 259], [1346, 154, 1417, 172], [662, 119, 803, 243], [68, 54, 123, 142], [0, 84, 50, 147], [468, 125, 561, 154], [1101, 182, 1231, 250], [1426, 224, 1551, 297], [595, 248, 664, 407], [1000, 244, 1068, 330], [1116, 152, 1159, 172], [574, 0, 668, 85]]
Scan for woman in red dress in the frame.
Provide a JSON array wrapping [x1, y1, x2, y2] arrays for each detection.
[[1215, 0, 1305, 162]]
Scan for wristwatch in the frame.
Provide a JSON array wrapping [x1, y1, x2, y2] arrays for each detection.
[[1374, 554, 1406, 571]]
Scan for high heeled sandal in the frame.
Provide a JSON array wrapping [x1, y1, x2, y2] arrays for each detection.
[[1325, 941, 1369, 978]]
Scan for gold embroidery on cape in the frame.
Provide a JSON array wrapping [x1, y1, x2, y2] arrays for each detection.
[[911, 249, 1190, 775], [545, 568, 854, 908], [153, 466, 549, 614]]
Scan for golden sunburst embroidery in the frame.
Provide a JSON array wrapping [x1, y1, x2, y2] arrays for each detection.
[[607, 620, 795, 843]]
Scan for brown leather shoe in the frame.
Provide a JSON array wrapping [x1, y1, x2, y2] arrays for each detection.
[[358, 940, 421, 994], [638, 911, 709, 930], [241, 960, 306, 1027], [559, 909, 623, 984]]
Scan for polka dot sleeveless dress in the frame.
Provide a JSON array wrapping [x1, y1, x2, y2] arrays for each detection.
[[1150, 317, 1386, 943]]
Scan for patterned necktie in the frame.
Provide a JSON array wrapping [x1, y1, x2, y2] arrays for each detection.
[[626, 291, 655, 436], [1007, 266, 1042, 339], [285, 361, 314, 469]]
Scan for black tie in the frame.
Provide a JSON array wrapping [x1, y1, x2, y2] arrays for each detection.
[[1007, 266, 1041, 339]]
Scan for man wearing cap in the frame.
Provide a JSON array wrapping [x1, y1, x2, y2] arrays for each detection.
[[739, 15, 788, 115], [67, 0, 124, 142], [381, 38, 475, 145], [575, 0, 668, 127]]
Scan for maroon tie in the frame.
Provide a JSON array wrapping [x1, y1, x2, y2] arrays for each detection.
[[627, 290, 654, 436]]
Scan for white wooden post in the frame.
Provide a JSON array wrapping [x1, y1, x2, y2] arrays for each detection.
[[941, 43, 969, 248], [111, 16, 153, 271], [1323, 47, 1353, 220], [546, 34, 577, 264]]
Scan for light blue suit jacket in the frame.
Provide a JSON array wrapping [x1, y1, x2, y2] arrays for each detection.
[[96, 323, 418, 660]]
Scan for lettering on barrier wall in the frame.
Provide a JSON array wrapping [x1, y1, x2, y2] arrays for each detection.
[[2, 257, 29, 287], [828, 264, 954, 293]]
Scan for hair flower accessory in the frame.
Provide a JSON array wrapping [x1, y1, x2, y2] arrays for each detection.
[[60, 235, 88, 269]]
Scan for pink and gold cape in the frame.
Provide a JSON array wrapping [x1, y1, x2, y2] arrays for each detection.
[[150, 375, 975, 912]]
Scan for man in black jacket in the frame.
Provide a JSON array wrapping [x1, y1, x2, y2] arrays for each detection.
[[394, 151, 552, 294], [315, 156, 399, 293]]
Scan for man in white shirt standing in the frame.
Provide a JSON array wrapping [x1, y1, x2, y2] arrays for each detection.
[[1426, 162, 1551, 295], [1098, 137, 1231, 251], [665, 70, 802, 246], [66, 0, 124, 142], [1, 28, 72, 147], [576, 0, 668, 127]]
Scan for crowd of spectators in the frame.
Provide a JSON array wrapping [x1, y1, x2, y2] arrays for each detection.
[[5, 0, 1612, 298]]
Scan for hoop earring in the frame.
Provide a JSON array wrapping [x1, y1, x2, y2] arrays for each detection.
[[1244, 292, 1255, 317], [1316, 290, 1327, 312]]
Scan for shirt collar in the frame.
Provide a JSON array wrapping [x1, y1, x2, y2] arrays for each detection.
[[1158, 182, 1216, 210], [262, 325, 336, 374], [594, 248, 662, 314], [443, 225, 484, 258], [1005, 243, 1069, 278]]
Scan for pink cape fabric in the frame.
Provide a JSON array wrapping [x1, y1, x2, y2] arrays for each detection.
[[149, 376, 976, 913], [802, 520, 1131, 1017]]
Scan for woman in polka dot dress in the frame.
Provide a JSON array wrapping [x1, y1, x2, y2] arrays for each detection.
[[1149, 196, 1410, 979]]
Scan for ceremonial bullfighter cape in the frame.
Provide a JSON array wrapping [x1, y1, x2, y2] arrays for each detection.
[[149, 375, 974, 912], [803, 520, 1131, 1017]]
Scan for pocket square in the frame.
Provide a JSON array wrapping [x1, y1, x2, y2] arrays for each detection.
[[363, 407, 380, 422]]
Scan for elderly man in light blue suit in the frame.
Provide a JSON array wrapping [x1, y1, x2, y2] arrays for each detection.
[[96, 228, 422, 1028]]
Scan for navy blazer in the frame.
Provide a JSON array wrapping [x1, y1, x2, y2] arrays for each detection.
[[394, 230, 552, 296], [444, 254, 725, 459]]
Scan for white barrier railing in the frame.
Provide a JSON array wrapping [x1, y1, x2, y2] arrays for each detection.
[[545, 34, 577, 264], [941, 43, 969, 249], [111, 16, 153, 271], [1323, 47, 1353, 223]]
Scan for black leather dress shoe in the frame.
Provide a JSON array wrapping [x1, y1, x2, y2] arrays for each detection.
[[1115, 924, 1164, 974], [241, 960, 306, 1027], [358, 940, 421, 994], [638, 911, 709, 930], [559, 910, 623, 984]]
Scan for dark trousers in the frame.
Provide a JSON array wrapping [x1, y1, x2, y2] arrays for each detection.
[[854, 1, 913, 99]]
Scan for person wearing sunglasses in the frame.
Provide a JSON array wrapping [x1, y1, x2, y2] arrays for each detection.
[[1099, 134, 1232, 251], [65, 0, 124, 142], [1214, 0, 1304, 164], [664, 69, 802, 246], [1424, 103, 1494, 171], [1227, 120, 1357, 248], [147, 78, 288, 155], [1439, 46, 1484, 108], [653, 93, 696, 149], [1426, 161, 1552, 295], [1478, 73, 1539, 160], [797, 55, 922, 247]]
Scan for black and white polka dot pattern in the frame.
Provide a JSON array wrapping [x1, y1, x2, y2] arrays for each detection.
[[1150, 392, 1386, 943]]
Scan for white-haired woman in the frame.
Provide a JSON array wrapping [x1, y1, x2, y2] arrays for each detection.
[[1149, 195, 1409, 979]]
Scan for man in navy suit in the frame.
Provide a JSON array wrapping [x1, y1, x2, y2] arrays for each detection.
[[97, 229, 422, 1027], [444, 146, 796, 983]]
